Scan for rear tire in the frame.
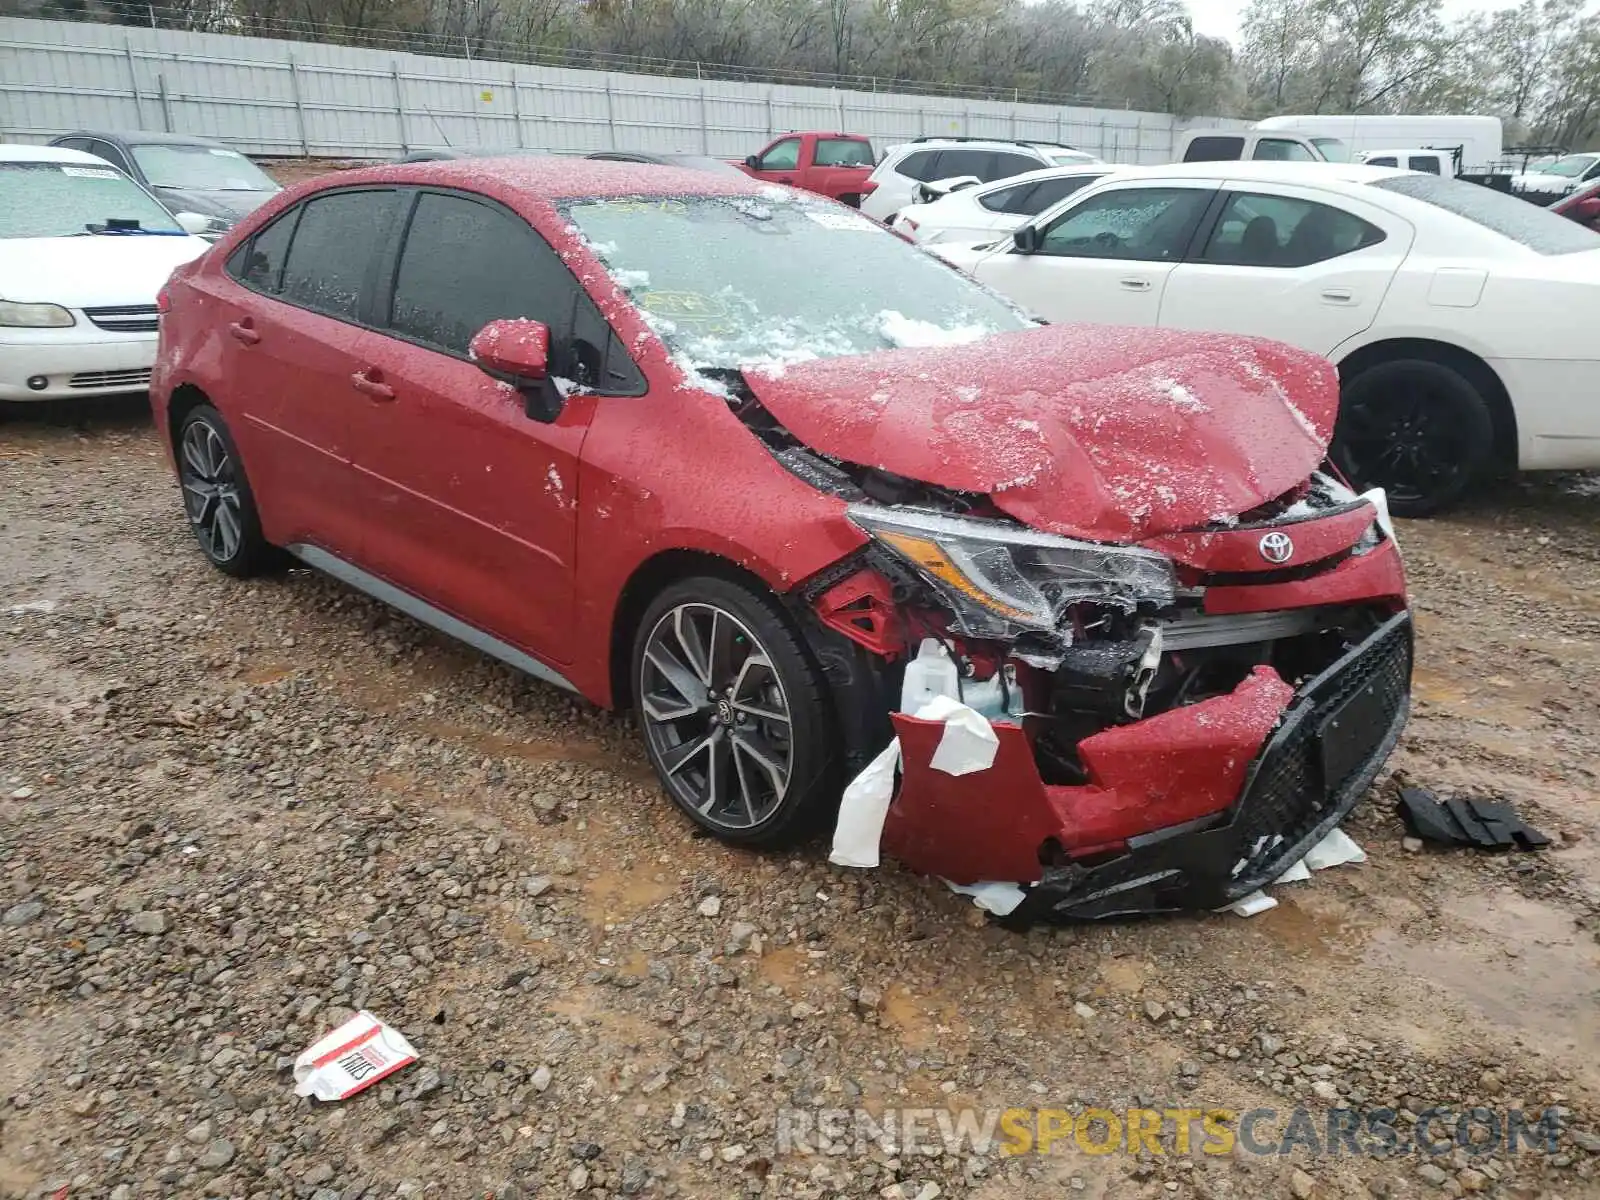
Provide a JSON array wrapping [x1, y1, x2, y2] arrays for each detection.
[[1331, 358, 1494, 518], [631, 575, 839, 849], [176, 404, 281, 577]]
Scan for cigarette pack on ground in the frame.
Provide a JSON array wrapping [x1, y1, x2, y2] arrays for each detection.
[[292, 1010, 419, 1101]]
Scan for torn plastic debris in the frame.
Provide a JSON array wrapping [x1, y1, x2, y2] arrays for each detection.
[[1219, 826, 1367, 916], [292, 1010, 419, 1101], [830, 645, 1003, 869], [1397, 787, 1549, 851], [942, 879, 1027, 916]]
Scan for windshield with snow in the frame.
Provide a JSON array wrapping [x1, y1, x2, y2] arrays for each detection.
[[132, 144, 279, 192], [0, 162, 184, 238], [1537, 154, 1599, 178], [565, 195, 1031, 372]]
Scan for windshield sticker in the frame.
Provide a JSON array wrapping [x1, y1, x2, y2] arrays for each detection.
[[635, 290, 738, 333], [805, 210, 878, 232], [60, 166, 121, 179]]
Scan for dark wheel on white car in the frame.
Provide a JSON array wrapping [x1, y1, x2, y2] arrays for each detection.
[[632, 576, 838, 848], [1331, 358, 1494, 518], [177, 404, 278, 577]]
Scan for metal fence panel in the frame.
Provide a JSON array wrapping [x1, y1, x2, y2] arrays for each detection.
[[0, 15, 1231, 163]]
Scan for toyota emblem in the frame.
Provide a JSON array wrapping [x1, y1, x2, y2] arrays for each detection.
[[1258, 531, 1294, 564]]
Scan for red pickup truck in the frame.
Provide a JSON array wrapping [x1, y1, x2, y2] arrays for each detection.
[[736, 132, 877, 207]]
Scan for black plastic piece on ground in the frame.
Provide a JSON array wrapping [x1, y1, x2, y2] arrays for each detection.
[[1000, 610, 1413, 926], [1396, 788, 1549, 851]]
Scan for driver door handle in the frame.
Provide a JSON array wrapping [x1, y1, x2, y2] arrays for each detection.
[[1119, 277, 1152, 291], [350, 369, 395, 401], [1321, 287, 1355, 304], [228, 319, 260, 345]]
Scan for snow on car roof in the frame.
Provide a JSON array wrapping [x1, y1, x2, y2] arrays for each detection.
[[330, 155, 774, 201], [0, 144, 111, 166], [1144, 161, 1410, 185]]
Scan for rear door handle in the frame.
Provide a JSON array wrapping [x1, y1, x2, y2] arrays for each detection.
[[228, 320, 259, 345], [1119, 277, 1152, 292], [1321, 288, 1355, 304], [350, 369, 395, 401]]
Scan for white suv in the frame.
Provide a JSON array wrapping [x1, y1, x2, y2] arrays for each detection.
[[860, 138, 1101, 222]]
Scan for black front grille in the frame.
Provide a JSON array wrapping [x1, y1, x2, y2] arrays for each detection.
[[1225, 612, 1412, 896], [83, 305, 159, 333]]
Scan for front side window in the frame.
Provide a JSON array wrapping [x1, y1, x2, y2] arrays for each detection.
[[1184, 136, 1244, 162], [1366, 155, 1398, 168], [278, 189, 399, 321], [565, 194, 1030, 373], [131, 144, 279, 192], [85, 140, 133, 174], [815, 138, 874, 167], [758, 139, 801, 171], [0, 161, 182, 238], [1253, 138, 1318, 162], [1408, 156, 1443, 175], [1200, 192, 1385, 267], [1311, 138, 1350, 162], [387, 192, 638, 391], [1038, 187, 1212, 261]]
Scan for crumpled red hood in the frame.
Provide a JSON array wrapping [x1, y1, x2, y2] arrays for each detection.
[[744, 324, 1339, 542]]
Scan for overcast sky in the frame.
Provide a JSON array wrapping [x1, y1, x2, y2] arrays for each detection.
[[1184, 0, 1495, 43]]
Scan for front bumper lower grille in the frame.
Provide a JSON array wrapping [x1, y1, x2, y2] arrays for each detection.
[[69, 367, 153, 390], [1004, 610, 1413, 924], [83, 305, 160, 333]]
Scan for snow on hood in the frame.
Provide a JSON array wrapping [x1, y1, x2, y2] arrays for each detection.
[[0, 235, 209, 310], [743, 323, 1338, 542]]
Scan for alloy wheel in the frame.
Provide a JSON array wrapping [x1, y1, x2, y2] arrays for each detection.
[[638, 602, 794, 831], [1335, 384, 1471, 507], [179, 419, 244, 563]]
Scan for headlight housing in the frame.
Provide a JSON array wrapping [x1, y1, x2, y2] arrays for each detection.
[[0, 300, 75, 328], [848, 504, 1177, 640]]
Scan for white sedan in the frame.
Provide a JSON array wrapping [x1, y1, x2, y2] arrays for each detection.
[[933, 161, 1600, 515], [0, 145, 210, 404], [891, 164, 1123, 245]]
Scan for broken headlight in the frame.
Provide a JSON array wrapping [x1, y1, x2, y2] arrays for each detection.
[[848, 504, 1177, 638]]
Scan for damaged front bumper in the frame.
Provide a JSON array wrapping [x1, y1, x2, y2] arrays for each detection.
[[881, 611, 1413, 922]]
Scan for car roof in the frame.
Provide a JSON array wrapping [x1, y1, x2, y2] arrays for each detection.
[[0, 144, 113, 165], [330, 155, 775, 201], [971, 163, 1129, 189], [1135, 161, 1410, 186], [55, 130, 236, 149]]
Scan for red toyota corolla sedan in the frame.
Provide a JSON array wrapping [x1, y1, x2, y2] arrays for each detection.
[[152, 158, 1411, 922]]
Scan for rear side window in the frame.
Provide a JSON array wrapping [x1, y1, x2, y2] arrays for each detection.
[[387, 191, 641, 392], [1200, 192, 1385, 267], [1024, 173, 1103, 213], [1374, 174, 1600, 254], [933, 149, 994, 180], [1184, 135, 1244, 162], [228, 207, 300, 293], [1408, 156, 1442, 175], [815, 138, 874, 167], [894, 150, 941, 182], [978, 181, 1037, 213], [279, 190, 398, 321], [1366, 155, 1398, 168], [989, 151, 1044, 180]]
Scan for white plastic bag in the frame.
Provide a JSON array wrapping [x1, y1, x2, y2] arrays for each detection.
[[292, 1010, 419, 1102], [829, 740, 902, 868], [916, 695, 1000, 776]]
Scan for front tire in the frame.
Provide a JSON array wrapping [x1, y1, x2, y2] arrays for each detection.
[[1331, 358, 1495, 518], [631, 576, 839, 848], [176, 404, 279, 577]]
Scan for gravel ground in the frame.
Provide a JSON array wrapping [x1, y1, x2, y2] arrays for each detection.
[[3, 398, 1600, 1200]]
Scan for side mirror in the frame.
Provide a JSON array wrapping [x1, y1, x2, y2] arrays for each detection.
[[175, 211, 212, 236], [469, 319, 563, 423], [744, 154, 761, 169], [1012, 225, 1041, 254], [1575, 197, 1600, 221]]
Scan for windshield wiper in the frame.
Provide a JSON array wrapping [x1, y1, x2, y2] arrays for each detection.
[[82, 221, 185, 236]]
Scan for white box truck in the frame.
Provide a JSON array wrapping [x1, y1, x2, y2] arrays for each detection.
[[1252, 115, 1504, 173]]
